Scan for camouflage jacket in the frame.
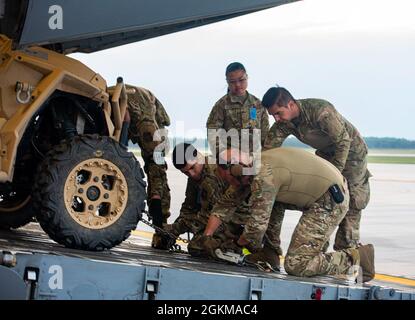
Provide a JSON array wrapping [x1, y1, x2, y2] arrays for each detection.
[[264, 99, 367, 173], [178, 161, 229, 226], [126, 85, 170, 158], [206, 91, 269, 154]]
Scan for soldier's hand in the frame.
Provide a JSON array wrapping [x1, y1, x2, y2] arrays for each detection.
[[163, 233, 177, 247], [220, 239, 243, 254], [237, 235, 260, 254], [162, 223, 176, 235], [151, 232, 176, 250], [223, 228, 240, 241], [237, 235, 249, 247], [200, 235, 221, 258]]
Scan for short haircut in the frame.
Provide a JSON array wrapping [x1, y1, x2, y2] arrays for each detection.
[[172, 143, 198, 170], [225, 62, 246, 76], [262, 87, 295, 109]]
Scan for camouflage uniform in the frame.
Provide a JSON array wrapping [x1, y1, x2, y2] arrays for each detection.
[[211, 148, 359, 278], [169, 159, 249, 254], [172, 162, 227, 236], [126, 85, 171, 222], [204, 91, 269, 252], [206, 92, 269, 154], [264, 99, 371, 250]]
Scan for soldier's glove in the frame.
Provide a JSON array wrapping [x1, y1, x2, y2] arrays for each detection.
[[223, 228, 240, 241], [151, 232, 176, 250], [187, 234, 209, 257], [220, 239, 243, 255], [240, 238, 261, 254], [200, 235, 222, 258], [149, 199, 163, 228]]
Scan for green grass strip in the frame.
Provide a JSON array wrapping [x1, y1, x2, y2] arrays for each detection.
[[367, 156, 415, 164]]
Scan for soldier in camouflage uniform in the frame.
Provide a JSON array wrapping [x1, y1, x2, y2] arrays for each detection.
[[204, 62, 270, 252], [206, 62, 269, 156], [202, 148, 375, 282], [168, 143, 248, 255], [262, 87, 371, 251], [124, 85, 171, 248]]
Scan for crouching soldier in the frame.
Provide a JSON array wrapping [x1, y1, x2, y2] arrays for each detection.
[[202, 147, 375, 282], [166, 143, 248, 254], [124, 85, 171, 249], [262, 87, 371, 251]]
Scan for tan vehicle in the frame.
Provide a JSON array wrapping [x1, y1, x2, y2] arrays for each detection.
[[0, 35, 147, 250], [0, 0, 295, 250]]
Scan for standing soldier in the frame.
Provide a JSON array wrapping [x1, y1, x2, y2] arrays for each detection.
[[261, 87, 371, 251], [202, 148, 375, 282], [206, 62, 269, 156], [124, 85, 171, 249]]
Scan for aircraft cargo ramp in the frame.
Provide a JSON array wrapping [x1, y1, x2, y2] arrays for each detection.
[[0, 224, 414, 300]]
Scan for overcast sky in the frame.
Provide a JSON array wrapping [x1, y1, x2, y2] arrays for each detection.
[[72, 0, 415, 139]]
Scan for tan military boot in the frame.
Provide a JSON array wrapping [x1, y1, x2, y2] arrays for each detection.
[[358, 244, 375, 282], [245, 246, 280, 270]]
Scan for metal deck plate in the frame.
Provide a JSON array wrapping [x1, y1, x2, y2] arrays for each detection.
[[0, 224, 414, 300]]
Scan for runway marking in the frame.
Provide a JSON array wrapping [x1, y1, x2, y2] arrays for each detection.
[[132, 230, 415, 287], [132, 230, 153, 238], [374, 273, 415, 287], [132, 230, 188, 244]]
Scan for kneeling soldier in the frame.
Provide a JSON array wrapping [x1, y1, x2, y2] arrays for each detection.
[[202, 147, 375, 282], [168, 143, 248, 255]]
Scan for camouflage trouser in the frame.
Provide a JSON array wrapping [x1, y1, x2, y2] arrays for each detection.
[[144, 160, 171, 222], [334, 158, 371, 250], [261, 202, 287, 256], [284, 185, 357, 277]]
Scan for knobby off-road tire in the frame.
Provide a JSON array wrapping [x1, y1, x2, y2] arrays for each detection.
[[33, 134, 146, 251], [0, 190, 34, 229]]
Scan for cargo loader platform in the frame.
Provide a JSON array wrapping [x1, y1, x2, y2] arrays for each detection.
[[1, 224, 414, 300]]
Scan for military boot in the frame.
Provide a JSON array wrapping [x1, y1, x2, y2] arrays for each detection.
[[357, 244, 375, 282], [245, 245, 280, 270]]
